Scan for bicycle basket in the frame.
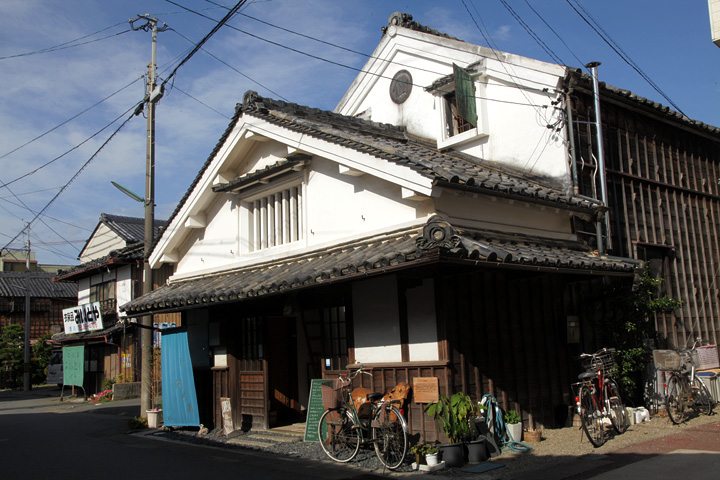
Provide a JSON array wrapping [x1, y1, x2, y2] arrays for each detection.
[[580, 350, 617, 375], [680, 349, 699, 370], [652, 349, 682, 371], [321, 379, 345, 410]]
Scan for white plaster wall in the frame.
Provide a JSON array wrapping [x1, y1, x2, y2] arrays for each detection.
[[352, 275, 402, 363], [436, 190, 574, 239], [406, 278, 438, 362], [77, 277, 90, 305], [305, 157, 427, 245], [80, 223, 125, 263], [337, 28, 570, 181], [175, 195, 239, 274], [116, 265, 132, 316]]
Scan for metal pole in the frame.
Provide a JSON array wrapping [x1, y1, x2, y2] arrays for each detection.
[[586, 62, 610, 254], [23, 229, 31, 392], [131, 14, 167, 418]]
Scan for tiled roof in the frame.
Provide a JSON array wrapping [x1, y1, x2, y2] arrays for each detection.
[[239, 91, 594, 211], [568, 70, 720, 138], [51, 321, 128, 344], [54, 242, 143, 282], [121, 217, 637, 316], [100, 213, 167, 243], [0, 271, 77, 298]]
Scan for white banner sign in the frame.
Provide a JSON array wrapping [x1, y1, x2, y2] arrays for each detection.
[[63, 302, 104, 334]]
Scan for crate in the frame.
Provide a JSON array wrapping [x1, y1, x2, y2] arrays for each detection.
[[697, 345, 719, 370], [653, 350, 682, 371], [321, 379, 345, 410], [697, 372, 720, 403]]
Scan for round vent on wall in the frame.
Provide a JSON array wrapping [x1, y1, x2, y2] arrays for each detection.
[[389, 69, 412, 104]]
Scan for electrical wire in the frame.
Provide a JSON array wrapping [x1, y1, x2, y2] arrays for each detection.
[[523, 0, 585, 69], [0, 76, 144, 163], [160, 0, 249, 90], [565, 0, 686, 116], [0, 104, 144, 190], [1, 104, 141, 254], [0, 22, 129, 60], [169, 28, 288, 102], [498, 0, 565, 66], [167, 0, 548, 109]]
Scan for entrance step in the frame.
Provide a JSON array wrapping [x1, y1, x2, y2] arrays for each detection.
[[226, 431, 303, 450]]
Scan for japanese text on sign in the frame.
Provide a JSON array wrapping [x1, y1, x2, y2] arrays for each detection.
[[62, 302, 104, 334]]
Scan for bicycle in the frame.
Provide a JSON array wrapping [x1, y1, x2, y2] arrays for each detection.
[[574, 348, 628, 447], [654, 341, 714, 424], [317, 365, 409, 470]]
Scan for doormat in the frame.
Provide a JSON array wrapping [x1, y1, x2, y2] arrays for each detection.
[[462, 462, 504, 473]]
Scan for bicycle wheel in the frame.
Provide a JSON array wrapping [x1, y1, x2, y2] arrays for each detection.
[[371, 405, 408, 470], [692, 374, 714, 416], [666, 374, 687, 425], [579, 384, 606, 447], [605, 380, 628, 434], [317, 408, 361, 463]]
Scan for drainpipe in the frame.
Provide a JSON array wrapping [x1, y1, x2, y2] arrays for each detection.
[[586, 62, 609, 255], [565, 81, 579, 196]]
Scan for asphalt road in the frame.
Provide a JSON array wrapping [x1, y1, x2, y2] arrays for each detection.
[[0, 386, 375, 480], [2, 386, 719, 480]]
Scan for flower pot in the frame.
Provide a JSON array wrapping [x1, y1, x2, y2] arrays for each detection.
[[437, 442, 465, 468], [426, 453, 440, 466], [466, 436, 488, 463], [506, 422, 522, 442], [524, 429, 542, 443], [147, 409, 163, 428]]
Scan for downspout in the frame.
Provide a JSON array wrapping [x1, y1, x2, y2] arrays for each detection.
[[586, 62, 610, 255], [565, 79, 579, 196]]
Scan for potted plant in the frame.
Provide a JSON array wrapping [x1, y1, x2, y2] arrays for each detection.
[[424, 392, 475, 467], [504, 409, 522, 442], [410, 443, 439, 466]]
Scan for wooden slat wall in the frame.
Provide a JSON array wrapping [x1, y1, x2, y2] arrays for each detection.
[[574, 93, 720, 347], [438, 270, 585, 431]]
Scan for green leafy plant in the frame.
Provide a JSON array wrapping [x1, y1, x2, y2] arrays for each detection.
[[128, 416, 148, 430], [594, 268, 682, 403], [424, 392, 475, 443], [504, 409, 521, 425], [410, 443, 438, 456], [90, 389, 113, 403]]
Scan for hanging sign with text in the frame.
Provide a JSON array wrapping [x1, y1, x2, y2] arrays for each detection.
[[62, 302, 104, 334]]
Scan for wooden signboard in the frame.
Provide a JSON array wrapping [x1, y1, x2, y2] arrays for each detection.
[[303, 379, 330, 442], [413, 377, 439, 404], [220, 397, 233, 435]]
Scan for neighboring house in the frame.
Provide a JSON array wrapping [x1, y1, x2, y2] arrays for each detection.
[[1, 249, 71, 275], [52, 213, 174, 394], [119, 12, 654, 437], [0, 271, 77, 341]]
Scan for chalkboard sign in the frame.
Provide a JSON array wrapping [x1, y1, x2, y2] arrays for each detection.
[[62, 345, 84, 387], [303, 379, 332, 442]]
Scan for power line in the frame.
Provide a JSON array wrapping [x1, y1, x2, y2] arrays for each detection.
[[1, 104, 141, 254], [498, 0, 565, 66], [167, 1, 549, 109], [161, 0, 249, 91], [523, 0, 585, 68], [0, 104, 144, 190], [0, 24, 131, 60], [169, 28, 288, 102], [565, 0, 686, 116], [0, 76, 144, 162]]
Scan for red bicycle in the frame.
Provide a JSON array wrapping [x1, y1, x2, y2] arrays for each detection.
[[574, 348, 628, 447]]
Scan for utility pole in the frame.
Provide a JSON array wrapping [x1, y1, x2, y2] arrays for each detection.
[[23, 227, 31, 392], [130, 14, 168, 418]]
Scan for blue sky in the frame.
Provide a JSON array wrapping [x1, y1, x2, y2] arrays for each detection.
[[1, 0, 719, 266]]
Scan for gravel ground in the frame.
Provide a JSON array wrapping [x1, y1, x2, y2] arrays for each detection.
[[154, 410, 719, 478]]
